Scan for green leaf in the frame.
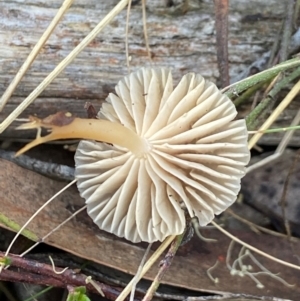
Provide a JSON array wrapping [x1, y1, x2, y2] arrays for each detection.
[[66, 286, 91, 301]]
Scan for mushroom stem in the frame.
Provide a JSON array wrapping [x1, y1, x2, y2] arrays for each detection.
[[15, 112, 149, 156]]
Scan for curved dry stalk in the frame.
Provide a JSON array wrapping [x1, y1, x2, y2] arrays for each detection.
[[274, 109, 300, 154], [191, 218, 217, 243], [85, 276, 105, 297], [211, 221, 300, 271], [248, 79, 300, 149], [142, 232, 185, 301], [2, 179, 77, 265], [115, 235, 176, 301], [264, 73, 281, 96], [0, 0, 75, 111], [0, 0, 130, 134], [48, 256, 68, 275], [130, 243, 152, 301], [247, 109, 300, 173], [206, 260, 219, 284], [20, 205, 86, 257]]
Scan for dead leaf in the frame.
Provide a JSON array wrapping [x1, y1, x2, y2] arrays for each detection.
[[0, 159, 299, 299]]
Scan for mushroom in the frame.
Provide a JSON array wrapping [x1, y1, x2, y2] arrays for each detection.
[[16, 67, 250, 243]]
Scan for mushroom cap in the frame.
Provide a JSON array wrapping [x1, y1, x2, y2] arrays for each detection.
[[75, 68, 250, 243]]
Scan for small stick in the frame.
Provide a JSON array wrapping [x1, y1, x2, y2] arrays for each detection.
[[187, 294, 291, 301], [142, 232, 185, 301], [130, 243, 152, 301], [0, 252, 116, 298], [247, 109, 300, 173], [0, 149, 75, 181], [115, 235, 176, 301], [0, 0, 75, 111]]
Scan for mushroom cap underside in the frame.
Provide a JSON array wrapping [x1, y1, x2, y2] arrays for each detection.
[[75, 67, 250, 243]]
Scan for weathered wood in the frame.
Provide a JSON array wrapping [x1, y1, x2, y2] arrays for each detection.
[[1, 0, 297, 144]]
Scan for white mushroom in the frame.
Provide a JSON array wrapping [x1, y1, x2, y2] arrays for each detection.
[[17, 67, 250, 243]]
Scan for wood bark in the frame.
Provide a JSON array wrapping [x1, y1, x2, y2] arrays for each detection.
[[0, 0, 297, 144]]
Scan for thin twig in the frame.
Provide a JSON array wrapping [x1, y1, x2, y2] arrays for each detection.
[[0, 150, 75, 181], [206, 260, 219, 284], [130, 243, 152, 301], [247, 109, 300, 173], [142, 232, 185, 301], [0, 252, 119, 299], [115, 235, 176, 301], [85, 276, 105, 297], [275, 109, 300, 154], [186, 293, 292, 301]]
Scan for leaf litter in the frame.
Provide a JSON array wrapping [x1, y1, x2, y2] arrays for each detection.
[[0, 159, 300, 298], [0, 0, 300, 300]]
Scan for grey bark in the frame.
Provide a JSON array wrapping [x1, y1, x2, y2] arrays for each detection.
[[0, 0, 296, 144]]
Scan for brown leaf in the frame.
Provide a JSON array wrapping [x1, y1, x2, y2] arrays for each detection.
[[0, 159, 299, 299]]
